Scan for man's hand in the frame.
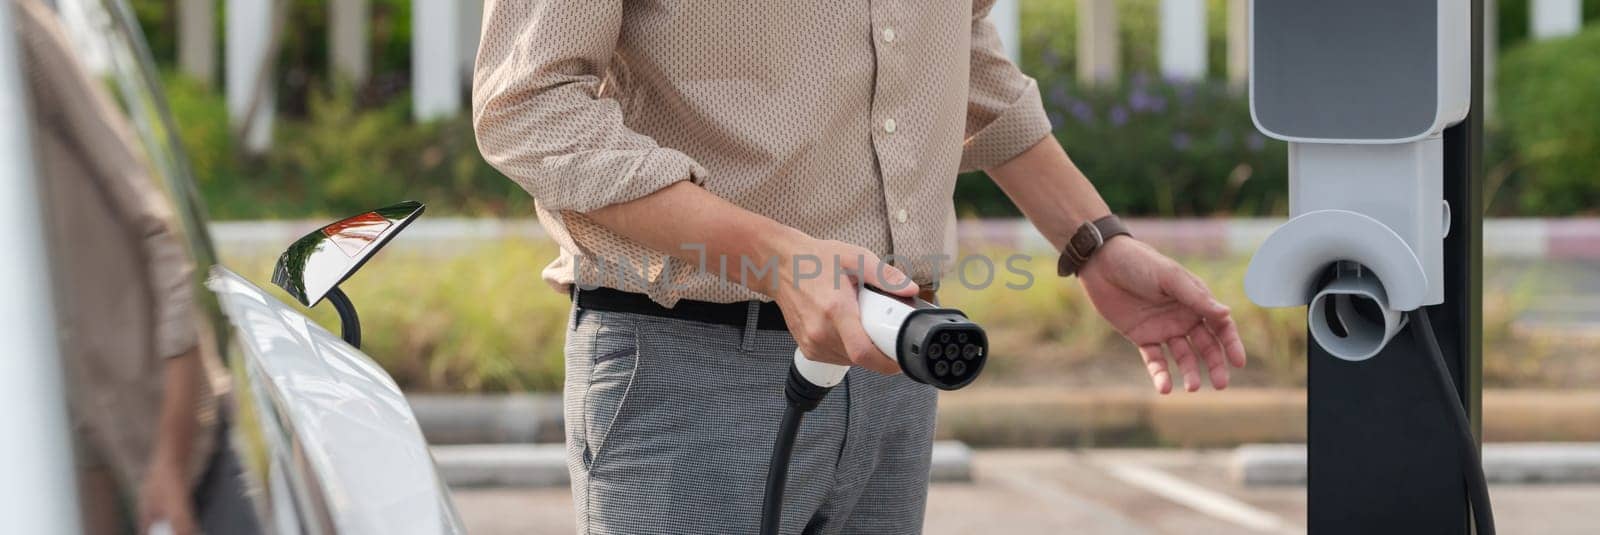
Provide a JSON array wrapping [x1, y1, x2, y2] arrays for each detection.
[[762, 234, 919, 375], [138, 459, 197, 535], [1079, 237, 1248, 393], [583, 182, 920, 376]]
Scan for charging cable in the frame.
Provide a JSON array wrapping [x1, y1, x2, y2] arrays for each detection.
[[760, 288, 988, 535], [1407, 309, 1496, 535], [759, 364, 835, 535]]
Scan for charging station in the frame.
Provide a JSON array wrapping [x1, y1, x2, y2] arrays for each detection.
[[1243, 1, 1487, 532]]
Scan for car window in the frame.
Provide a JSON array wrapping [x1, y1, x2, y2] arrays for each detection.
[[20, 1, 269, 531], [53, 0, 225, 343]]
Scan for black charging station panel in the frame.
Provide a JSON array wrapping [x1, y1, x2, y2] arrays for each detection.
[[1307, 319, 1468, 534]]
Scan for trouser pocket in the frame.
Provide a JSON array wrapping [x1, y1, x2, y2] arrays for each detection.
[[565, 310, 640, 472]]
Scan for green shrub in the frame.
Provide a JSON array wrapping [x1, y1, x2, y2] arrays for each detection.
[[161, 73, 239, 189], [961, 74, 1289, 217], [1495, 0, 1600, 51], [162, 80, 534, 219], [955, 1, 1286, 218], [1498, 26, 1600, 215], [1019, 0, 1233, 88], [234, 241, 572, 393], [270, 90, 532, 218]]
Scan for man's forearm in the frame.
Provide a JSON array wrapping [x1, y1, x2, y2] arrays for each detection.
[[585, 181, 808, 290], [985, 136, 1112, 251], [151, 348, 201, 469]]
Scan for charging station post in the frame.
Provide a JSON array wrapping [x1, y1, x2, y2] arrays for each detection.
[[1242, 1, 1487, 532], [1309, 2, 1484, 532]]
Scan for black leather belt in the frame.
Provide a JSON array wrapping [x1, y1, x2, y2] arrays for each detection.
[[573, 286, 789, 331]]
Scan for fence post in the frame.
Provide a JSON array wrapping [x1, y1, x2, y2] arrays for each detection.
[[1484, 0, 1497, 117], [458, 0, 484, 82], [1226, 0, 1247, 90], [226, 0, 273, 153], [178, 0, 215, 86], [1159, 0, 1208, 81], [1531, 0, 1583, 39], [330, 0, 369, 85], [412, 0, 461, 121], [1077, 0, 1120, 85], [992, 0, 1022, 62]]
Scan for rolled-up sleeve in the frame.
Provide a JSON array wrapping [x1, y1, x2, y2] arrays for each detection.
[[472, 0, 706, 214], [959, 0, 1055, 172]]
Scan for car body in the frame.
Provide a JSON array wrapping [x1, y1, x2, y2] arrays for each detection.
[[0, 1, 462, 533]]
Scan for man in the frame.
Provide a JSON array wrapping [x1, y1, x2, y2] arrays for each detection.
[[474, 1, 1248, 533], [15, 0, 258, 533]]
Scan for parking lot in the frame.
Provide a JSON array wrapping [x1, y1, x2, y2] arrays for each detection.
[[452, 449, 1600, 534]]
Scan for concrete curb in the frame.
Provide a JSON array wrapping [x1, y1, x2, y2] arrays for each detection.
[[434, 444, 569, 488], [411, 389, 1600, 448], [408, 394, 564, 445], [1233, 443, 1600, 486], [213, 217, 1600, 260], [434, 441, 975, 488]]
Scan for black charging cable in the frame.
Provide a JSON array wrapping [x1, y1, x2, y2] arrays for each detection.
[[760, 366, 833, 535], [760, 292, 987, 535], [1407, 309, 1496, 535]]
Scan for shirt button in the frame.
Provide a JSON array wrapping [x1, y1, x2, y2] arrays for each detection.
[[895, 209, 909, 224], [883, 118, 897, 134], [882, 28, 897, 43]]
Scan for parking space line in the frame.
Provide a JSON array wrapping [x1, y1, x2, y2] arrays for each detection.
[[987, 469, 1158, 535], [1099, 461, 1304, 535]]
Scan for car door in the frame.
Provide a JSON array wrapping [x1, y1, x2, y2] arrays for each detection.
[[37, 1, 464, 533]]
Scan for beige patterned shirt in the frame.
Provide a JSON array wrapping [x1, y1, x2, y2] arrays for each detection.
[[473, 0, 1052, 305]]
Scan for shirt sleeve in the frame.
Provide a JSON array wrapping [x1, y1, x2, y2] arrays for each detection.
[[959, 0, 1055, 172], [15, 0, 198, 359], [472, 0, 707, 214]]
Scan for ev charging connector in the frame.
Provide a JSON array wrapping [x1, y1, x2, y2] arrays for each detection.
[[762, 288, 986, 535]]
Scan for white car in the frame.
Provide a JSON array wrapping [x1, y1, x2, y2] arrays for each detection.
[[0, 0, 462, 533]]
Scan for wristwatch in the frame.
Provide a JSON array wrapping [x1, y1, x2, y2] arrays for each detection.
[[1056, 215, 1132, 277]]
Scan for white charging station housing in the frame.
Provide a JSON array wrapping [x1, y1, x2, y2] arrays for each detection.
[[1243, 0, 1469, 361]]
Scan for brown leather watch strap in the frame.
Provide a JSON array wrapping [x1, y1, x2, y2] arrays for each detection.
[[1056, 215, 1132, 277]]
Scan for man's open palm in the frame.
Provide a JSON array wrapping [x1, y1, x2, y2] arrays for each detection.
[[1078, 238, 1248, 393]]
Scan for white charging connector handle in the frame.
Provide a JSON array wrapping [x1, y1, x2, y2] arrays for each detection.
[[790, 350, 849, 388], [790, 289, 919, 387]]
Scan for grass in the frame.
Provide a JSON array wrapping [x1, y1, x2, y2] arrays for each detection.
[[229, 240, 1555, 393], [234, 240, 572, 393]]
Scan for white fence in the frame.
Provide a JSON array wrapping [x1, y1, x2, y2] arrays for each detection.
[[193, 0, 1583, 148]]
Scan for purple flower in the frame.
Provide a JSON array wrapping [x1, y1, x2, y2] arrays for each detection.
[[1175, 83, 1197, 105], [1110, 106, 1129, 126], [1247, 133, 1266, 151], [1070, 101, 1095, 123], [1048, 111, 1065, 129], [1128, 88, 1151, 110], [1041, 48, 1060, 69], [1048, 86, 1071, 109], [1171, 132, 1193, 151], [1128, 86, 1168, 114], [1131, 72, 1152, 89]]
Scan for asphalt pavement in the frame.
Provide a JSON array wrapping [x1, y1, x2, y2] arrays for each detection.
[[451, 449, 1600, 534]]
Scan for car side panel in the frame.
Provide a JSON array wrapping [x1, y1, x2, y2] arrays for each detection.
[[209, 266, 463, 535]]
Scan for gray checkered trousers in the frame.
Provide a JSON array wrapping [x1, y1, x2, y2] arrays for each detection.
[[563, 302, 939, 534]]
